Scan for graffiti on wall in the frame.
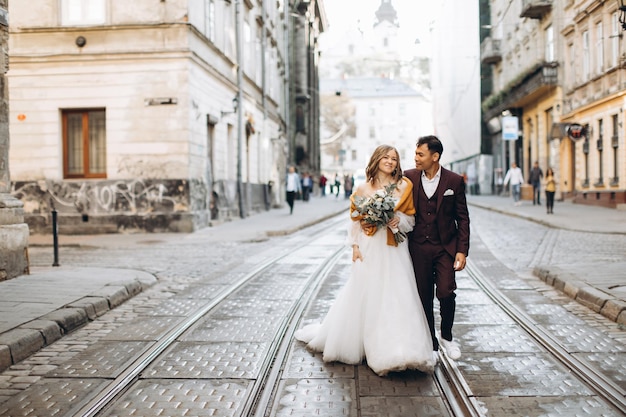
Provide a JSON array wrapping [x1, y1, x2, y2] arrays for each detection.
[[12, 178, 191, 215]]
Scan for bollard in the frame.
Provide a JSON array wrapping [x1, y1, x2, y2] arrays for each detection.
[[52, 209, 60, 267]]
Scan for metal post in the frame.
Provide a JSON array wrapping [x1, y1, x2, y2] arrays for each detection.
[[235, 0, 245, 218], [51, 208, 59, 267]]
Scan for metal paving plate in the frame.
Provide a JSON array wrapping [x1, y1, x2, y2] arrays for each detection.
[[454, 324, 543, 353], [575, 352, 626, 390], [143, 341, 269, 379], [168, 284, 228, 299], [101, 316, 185, 341], [46, 341, 151, 378], [359, 396, 448, 417], [545, 324, 626, 353], [102, 379, 252, 417], [231, 283, 306, 300], [136, 297, 210, 317], [455, 304, 516, 325], [459, 289, 496, 305], [501, 289, 555, 305], [0, 378, 109, 417], [523, 303, 589, 325], [356, 367, 437, 396], [285, 342, 355, 379], [457, 353, 594, 396], [272, 378, 357, 417], [181, 315, 280, 342], [215, 298, 293, 317], [479, 396, 624, 417]]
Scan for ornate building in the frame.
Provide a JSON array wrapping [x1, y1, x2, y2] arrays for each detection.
[[7, 0, 326, 235]]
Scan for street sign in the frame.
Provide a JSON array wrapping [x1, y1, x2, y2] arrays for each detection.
[[567, 123, 586, 140], [502, 116, 519, 141]]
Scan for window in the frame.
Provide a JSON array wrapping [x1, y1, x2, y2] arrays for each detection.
[[545, 25, 554, 62], [612, 13, 619, 68], [582, 31, 590, 81], [62, 109, 107, 179], [597, 118, 604, 185], [612, 114, 619, 184], [61, 0, 106, 26], [596, 22, 604, 75], [205, 0, 215, 41]]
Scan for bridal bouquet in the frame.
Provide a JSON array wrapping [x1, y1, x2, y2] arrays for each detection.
[[351, 183, 407, 244]]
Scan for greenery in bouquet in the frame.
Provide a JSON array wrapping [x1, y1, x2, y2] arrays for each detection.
[[351, 183, 407, 244]]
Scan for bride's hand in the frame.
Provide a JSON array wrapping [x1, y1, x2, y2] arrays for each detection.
[[352, 245, 363, 262], [387, 217, 399, 229]]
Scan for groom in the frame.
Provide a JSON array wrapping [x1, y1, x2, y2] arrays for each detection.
[[404, 135, 470, 361]]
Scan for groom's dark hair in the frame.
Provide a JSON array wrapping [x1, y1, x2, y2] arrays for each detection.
[[417, 135, 443, 156]]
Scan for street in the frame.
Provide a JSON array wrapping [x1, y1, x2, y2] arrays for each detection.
[[0, 197, 625, 416]]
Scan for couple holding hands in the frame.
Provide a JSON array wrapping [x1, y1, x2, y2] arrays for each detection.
[[295, 135, 470, 376]]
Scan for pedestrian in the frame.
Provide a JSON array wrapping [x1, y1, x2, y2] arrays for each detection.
[[503, 162, 524, 206], [343, 173, 353, 199], [319, 174, 327, 197], [334, 173, 341, 198], [404, 135, 470, 362], [544, 167, 556, 214], [295, 145, 435, 376], [529, 161, 543, 205], [301, 173, 312, 202], [285, 165, 301, 214]]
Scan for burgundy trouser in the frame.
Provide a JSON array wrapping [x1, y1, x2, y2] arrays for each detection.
[[409, 240, 457, 350]]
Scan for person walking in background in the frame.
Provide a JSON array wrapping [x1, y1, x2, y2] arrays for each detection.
[[301, 173, 312, 202], [294, 145, 435, 376], [334, 173, 341, 198], [544, 167, 556, 214], [529, 161, 543, 205], [404, 135, 470, 362], [319, 173, 327, 197], [285, 166, 301, 214], [503, 162, 524, 206], [343, 173, 353, 199]]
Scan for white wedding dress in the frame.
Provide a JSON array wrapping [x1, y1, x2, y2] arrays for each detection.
[[294, 206, 435, 376]]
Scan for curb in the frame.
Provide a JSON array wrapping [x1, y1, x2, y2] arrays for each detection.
[[533, 266, 626, 325], [0, 274, 157, 373]]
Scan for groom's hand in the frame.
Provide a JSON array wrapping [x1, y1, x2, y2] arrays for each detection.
[[454, 253, 466, 271]]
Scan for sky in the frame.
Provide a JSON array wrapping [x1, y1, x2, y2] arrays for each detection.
[[320, 0, 436, 59]]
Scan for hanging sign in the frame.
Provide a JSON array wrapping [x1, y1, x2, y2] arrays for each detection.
[[502, 116, 519, 141]]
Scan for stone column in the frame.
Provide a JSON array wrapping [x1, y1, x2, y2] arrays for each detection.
[[0, 0, 29, 281]]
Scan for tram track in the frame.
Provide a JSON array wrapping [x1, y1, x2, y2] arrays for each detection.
[[466, 258, 626, 415], [69, 218, 348, 417]]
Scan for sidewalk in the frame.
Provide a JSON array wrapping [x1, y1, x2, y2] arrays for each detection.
[[1, 193, 625, 373], [0, 196, 350, 372], [467, 194, 626, 326]]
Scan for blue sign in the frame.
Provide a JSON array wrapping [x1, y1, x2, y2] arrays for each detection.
[[502, 116, 519, 141]]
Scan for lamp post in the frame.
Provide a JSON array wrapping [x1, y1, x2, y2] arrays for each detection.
[[619, 0, 626, 30]]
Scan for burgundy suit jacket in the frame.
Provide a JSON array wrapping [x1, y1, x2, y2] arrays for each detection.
[[404, 167, 470, 258]]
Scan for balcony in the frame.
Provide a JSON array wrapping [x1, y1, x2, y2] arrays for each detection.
[[482, 61, 558, 121], [481, 37, 502, 65], [520, 0, 552, 19]]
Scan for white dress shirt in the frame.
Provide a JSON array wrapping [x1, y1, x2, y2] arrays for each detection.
[[421, 166, 441, 199]]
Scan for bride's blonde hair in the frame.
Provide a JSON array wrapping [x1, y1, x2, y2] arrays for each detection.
[[365, 145, 403, 184]]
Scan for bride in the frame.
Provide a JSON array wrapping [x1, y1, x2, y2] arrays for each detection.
[[295, 145, 435, 376]]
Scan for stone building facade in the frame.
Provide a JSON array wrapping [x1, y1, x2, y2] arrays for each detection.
[[481, 0, 626, 208], [0, 0, 29, 280], [8, 0, 326, 234]]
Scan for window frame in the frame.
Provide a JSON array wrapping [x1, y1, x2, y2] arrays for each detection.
[[62, 108, 107, 179], [61, 0, 106, 26]]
